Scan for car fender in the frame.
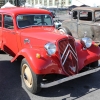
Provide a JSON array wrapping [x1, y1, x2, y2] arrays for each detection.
[[11, 48, 61, 75], [76, 40, 100, 71]]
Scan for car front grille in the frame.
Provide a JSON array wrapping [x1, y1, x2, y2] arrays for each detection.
[[58, 38, 78, 75]]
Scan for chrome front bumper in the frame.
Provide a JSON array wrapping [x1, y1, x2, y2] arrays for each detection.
[[41, 67, 100, 88]]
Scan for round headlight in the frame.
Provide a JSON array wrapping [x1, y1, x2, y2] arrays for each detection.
[[44, 43, 56, 55], [81, 37, 92, 48]]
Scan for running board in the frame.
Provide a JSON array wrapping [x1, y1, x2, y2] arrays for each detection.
[[41, 67, 100, 88]]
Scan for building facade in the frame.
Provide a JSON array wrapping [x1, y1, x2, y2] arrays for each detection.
[[0, 0, 93, 8], [0, 0, 5, 7], [26, 0, 71, 7], [0, 0, 72, 7]]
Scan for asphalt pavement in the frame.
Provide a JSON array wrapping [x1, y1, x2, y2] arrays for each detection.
[[0, 53, 100, 100]]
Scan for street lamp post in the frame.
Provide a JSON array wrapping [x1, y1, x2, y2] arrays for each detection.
[[56, 1, 59, 20]]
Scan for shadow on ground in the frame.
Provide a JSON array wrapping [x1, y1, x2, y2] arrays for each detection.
[[37, 71, 100, 100], [0, 60, 31, 100]]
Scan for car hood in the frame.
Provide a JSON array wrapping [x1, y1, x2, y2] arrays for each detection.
[[19, 27, 67, 47]]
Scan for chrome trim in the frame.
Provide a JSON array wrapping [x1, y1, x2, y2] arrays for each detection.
[[62, 50, 70, 66], [70, 50, 78, 61], [41, 67, 100, 88], [61, 43, 78, 66], [61, 44, 69, 60], [69, 44, 77, 56]]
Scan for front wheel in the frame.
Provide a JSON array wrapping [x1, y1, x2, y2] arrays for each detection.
[[90, 60, 98, 68], [21, 58, 42, 94]]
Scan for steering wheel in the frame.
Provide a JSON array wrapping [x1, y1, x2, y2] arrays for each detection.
[[37, 22, 48, 25]]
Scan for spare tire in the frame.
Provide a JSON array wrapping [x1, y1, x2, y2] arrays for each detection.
[[58, 27, 72, 36]]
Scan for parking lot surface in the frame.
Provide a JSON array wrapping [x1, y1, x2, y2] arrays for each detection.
[[0, 53, 100, 100]]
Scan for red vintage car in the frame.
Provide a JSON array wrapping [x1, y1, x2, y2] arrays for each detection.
[[0, 7, 100, 94]]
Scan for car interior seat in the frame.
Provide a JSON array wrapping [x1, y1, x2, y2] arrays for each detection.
[[18, 20, 31, 27]]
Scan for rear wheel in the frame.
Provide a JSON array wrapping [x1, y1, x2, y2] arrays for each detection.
[[21, 58, 42, 94]]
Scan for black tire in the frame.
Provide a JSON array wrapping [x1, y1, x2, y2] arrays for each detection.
[[58, 27, 72, 36], [87, 61, 99, 76], [90, 60, 98, 68], [21, 58, 42, 94]]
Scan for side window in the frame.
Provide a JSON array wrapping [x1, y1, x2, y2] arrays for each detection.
[[95, 11, 100, 21], [0, 14, 2, 27], [72, 11, 78, 20], [4, 15, 14, 29], [79, 11, 92, 21]]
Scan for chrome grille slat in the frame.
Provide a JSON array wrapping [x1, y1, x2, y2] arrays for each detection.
[[69, 44, 77, 56], [62, 50, 70, 66], [61, 44, 69, 60]]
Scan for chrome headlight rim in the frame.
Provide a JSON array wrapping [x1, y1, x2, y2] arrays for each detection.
[[81, 37, 92, 48], [44, 42, 56, 56]]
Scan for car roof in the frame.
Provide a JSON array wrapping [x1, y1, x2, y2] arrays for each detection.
[[73, 7, 100, 12], [0, 7, 51, 16]]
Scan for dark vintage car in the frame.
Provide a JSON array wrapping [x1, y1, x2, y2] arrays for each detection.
[[0, 7, 100, 94], [59, 7, 100, 45]]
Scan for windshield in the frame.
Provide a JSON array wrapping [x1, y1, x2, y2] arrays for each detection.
[[17, 14, 53, 28]]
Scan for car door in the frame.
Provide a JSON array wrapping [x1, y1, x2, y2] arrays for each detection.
[[70, 10, 79, 38], [2, 14, 18, 56], [78, 11, 94, 39]]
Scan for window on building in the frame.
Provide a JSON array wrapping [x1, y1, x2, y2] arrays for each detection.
[[44, 0, 47, 6], [55, 0, 59, 5], [39, 0, 42, 4], [4, 15, 14, 29], [49, 0, 52, 6], [61, 0, 66, 7], [35, 0, 38, 4], [32, 0, 34, 5], [69, 0, 72, 5]]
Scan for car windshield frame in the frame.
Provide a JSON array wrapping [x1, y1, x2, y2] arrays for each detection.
[[16, 14, 53, 28]]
